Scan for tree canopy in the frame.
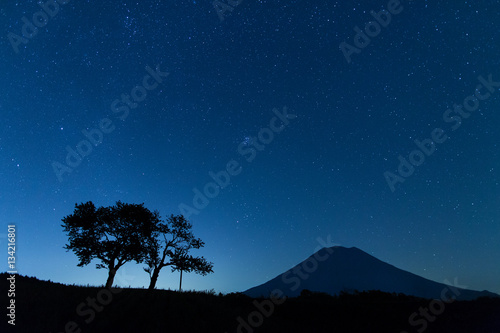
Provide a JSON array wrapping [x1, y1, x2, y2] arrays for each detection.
[[62, 201, 161, 288], [144, 214, 214, 290], [62, 202, 213, 290]]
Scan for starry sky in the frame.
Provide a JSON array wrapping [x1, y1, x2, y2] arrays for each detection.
[[1, 0, 499, 295]]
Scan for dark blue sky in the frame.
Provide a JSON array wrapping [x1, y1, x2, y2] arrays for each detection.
[[1, 0, 499, 294]]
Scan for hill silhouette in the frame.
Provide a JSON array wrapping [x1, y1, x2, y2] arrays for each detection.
[[2, 272, 500, 332]]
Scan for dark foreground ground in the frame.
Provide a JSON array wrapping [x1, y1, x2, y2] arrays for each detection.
[[1, 273, 500, 333]]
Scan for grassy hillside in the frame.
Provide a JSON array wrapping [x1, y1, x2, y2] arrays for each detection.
[[1, 273, 499, 333]]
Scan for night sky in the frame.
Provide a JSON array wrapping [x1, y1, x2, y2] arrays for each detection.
[[1, 0, 499, 295]]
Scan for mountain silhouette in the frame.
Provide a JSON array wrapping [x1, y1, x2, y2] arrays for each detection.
[[243, 246, 499, 300]]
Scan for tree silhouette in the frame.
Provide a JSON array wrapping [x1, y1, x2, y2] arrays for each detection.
[[171, 245, 214, 291], [61, 201, 160, 288], [144, 215, 213, 290]]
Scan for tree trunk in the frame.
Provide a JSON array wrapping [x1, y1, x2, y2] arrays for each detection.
[[179, 269, 183, 292], [148, 267, 161, 290], [105, 268, 117, 289]]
